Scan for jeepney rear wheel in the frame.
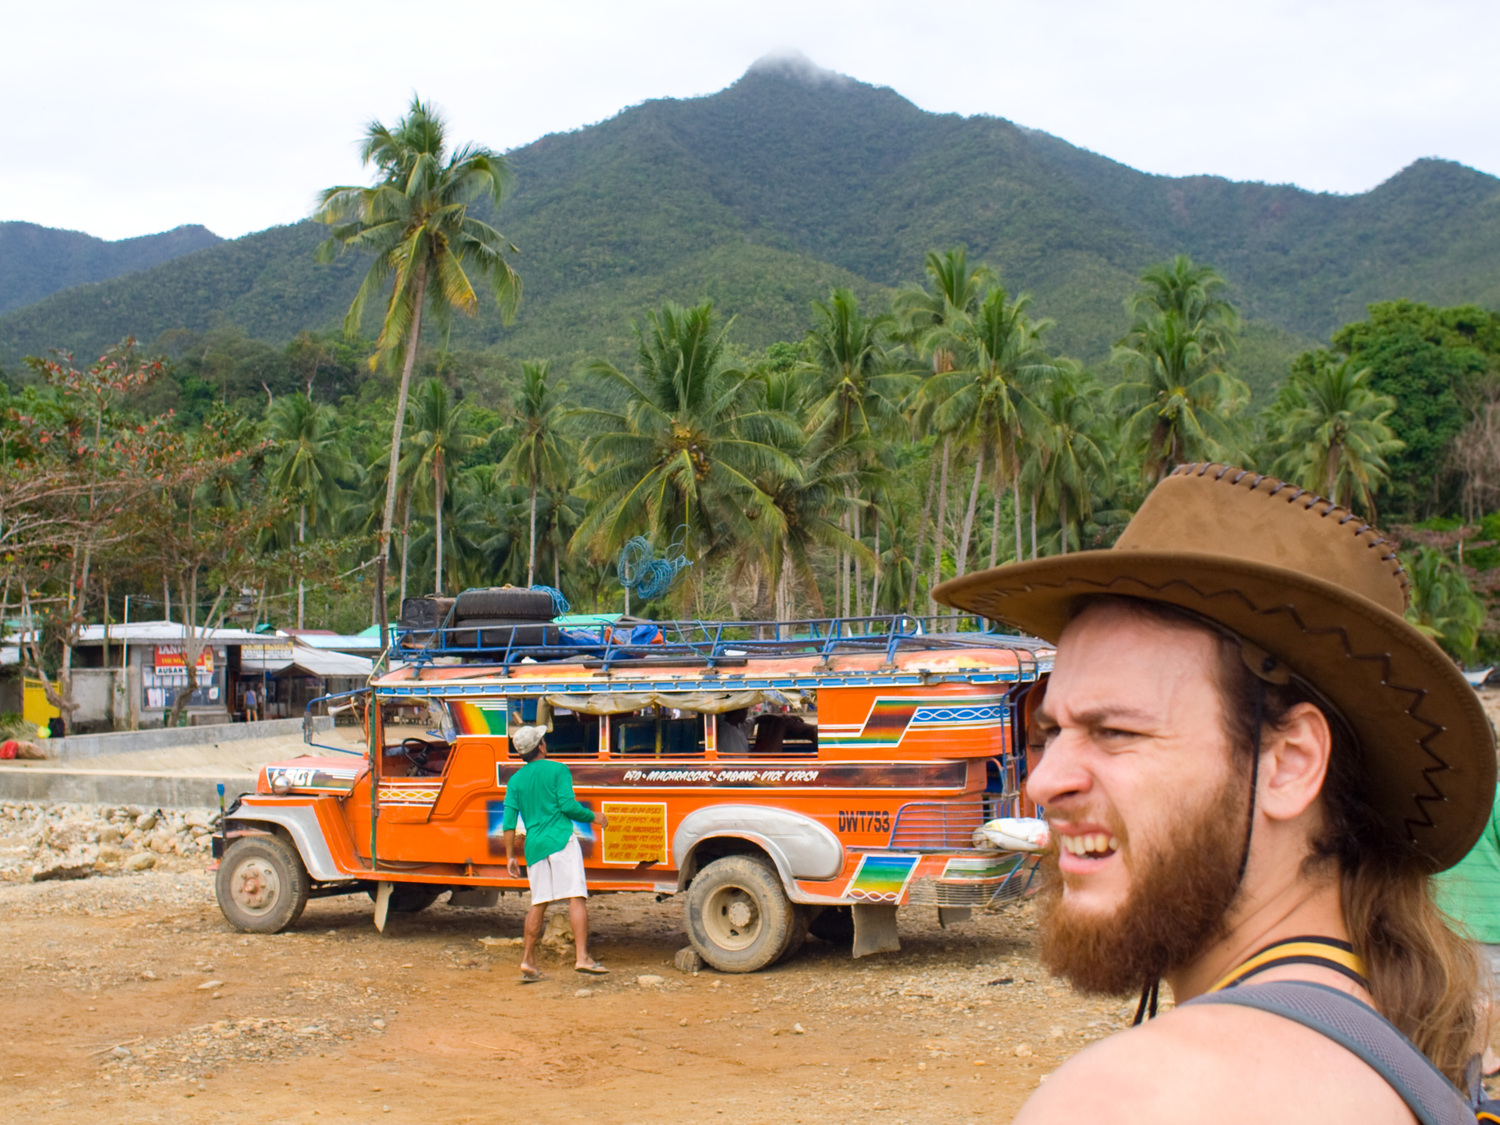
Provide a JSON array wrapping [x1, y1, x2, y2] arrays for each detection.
[[685, 855, 796, 973], [216, 834, 310, 934]]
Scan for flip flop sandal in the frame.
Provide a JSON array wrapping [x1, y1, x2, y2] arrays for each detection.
[[519, 969, 549, 983], [575, 963, 610, 975]]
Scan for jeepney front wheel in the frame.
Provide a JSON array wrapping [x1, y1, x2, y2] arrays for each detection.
[[216, 834, 310, 934], [685, 855, 796, 973]]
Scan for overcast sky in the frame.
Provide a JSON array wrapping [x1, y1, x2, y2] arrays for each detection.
[[7, 0, 1496, 241]]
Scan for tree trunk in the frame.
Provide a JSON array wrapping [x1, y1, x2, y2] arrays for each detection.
[[989, 481, 1002, 569], [1013, 463, 1024, 564], [956, 450, 984, 580], [434, 456, 445, 596], [297, 503, 306, 630], [399, 491, 411, 607], [908, 456, 938, 612], [931, 436, 951, 597], [376, 265, 428, 649], [1060, 491, 1069, 556], [1030, 491, 1038, 560], [527, 480, 538, 586], [870, 508, 881, 615], [858, 501, 870, 621]]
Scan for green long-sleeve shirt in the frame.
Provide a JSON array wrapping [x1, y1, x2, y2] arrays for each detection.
[[501, 757, 595, 865], [1434, 784, 1500, 943]]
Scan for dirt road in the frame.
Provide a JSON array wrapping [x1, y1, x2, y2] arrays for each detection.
[[0, 863, 1136, 1125]]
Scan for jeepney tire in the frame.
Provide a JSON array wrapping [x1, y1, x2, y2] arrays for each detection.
[[775, 905, 812, 965], [365, 884, 444, 913], [685, 855, 796, 973], [216, 835, 310, 934], [452, 588, 557, 620], [808, 905, 854, 946]]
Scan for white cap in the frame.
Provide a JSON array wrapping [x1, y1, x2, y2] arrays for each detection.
[[511, 725, 547, 755]]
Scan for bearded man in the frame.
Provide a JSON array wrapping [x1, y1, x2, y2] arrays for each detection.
[[935, 463, 1495, 1124]]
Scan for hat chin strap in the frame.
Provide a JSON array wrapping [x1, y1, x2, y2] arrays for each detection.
[[1134, 666, 1271, 1026]]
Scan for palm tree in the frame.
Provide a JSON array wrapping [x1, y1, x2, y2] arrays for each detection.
[[400, 378, 482, 595], [753, 362, 866, 619], [1265, 351, 1403, 520], [315, 96, 520, 636], [928, 283, 1057, 572], [264, 394, 352, 627], [805, 288, 906, 617], [1405, 546, 1484, 664], [1028, 366, 1109, 555], [572, 301, 801, 583], [896, 248, 993, 606], [495, 361, 572, 585], [1112, 256, 1245, 479]]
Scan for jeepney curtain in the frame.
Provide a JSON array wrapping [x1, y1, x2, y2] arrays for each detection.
[[541, 690, 800, 716]]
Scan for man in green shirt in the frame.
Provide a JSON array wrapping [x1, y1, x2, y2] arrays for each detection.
[[502, 725, 610, 981], [1435, 782, 1500, 1074]]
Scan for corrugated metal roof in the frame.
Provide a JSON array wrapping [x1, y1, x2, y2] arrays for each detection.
[[241, 643, 373, 678], [74, 620, 272, 645]]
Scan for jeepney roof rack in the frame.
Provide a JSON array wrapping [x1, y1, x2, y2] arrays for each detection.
[[392, 609, 1051, 673]]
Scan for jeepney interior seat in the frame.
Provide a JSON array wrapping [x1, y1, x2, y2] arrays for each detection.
[[751, 713, 818, 756]]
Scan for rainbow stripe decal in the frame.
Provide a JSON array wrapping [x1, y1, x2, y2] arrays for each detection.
[[820, 696, 1007, 749], [451, 700, 508, 737], [844, 853, 920, 902]]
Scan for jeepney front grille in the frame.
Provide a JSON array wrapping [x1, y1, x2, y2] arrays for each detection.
[[905, 855, 1041, 909], [888, 799, 995, 850]]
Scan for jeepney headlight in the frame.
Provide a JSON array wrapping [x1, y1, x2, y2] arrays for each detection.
[[270, 773, 292, 795]]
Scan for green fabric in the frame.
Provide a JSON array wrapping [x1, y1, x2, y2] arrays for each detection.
[[1434, 784, 1500, 942], [501, 757, 595, 865]]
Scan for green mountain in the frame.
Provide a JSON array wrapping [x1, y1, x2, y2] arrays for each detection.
[[3, 56, 1498, 404], [0, 222, 222, 315]]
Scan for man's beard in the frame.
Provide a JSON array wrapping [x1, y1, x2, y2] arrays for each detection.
[[1037, 765, 1250, 996]]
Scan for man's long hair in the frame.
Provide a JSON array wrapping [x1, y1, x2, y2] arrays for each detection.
[[1215, 631, 1481, 1088]]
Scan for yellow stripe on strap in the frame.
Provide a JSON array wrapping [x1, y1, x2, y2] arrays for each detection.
[[1210, 941, 1368, 993]]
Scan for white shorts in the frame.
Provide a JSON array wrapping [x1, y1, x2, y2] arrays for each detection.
[[527, 836, 588, 904]]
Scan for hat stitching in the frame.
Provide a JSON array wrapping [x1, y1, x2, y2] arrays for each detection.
[[1178, 463, 1410, 597], [969, 569, 1457, 855]]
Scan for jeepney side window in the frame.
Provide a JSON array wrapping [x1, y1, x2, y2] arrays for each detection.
[[544, 706, 599, 759], [610, 706, 705, 758], [745, 696, 818, 757]]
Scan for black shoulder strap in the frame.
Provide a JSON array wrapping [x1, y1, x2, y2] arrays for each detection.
[[1184, 981, 1473, 1125]]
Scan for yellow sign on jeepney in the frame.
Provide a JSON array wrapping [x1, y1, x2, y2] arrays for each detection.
[[601, 802, 667, 864]]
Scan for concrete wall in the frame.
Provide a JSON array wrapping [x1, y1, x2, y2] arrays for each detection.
[[0, 768, 258, 808], [69, 669, 120, 730], [47, 716, 334, 761]]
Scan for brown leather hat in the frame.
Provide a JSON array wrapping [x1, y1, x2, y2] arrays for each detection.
[[933, 462, 1496, 871]]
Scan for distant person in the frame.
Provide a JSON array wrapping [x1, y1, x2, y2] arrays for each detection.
[[244, 685, 259, 722], [715, 708, 750, 756], [502, 725, 610, 982], [1435, 781, 1500, 1076]]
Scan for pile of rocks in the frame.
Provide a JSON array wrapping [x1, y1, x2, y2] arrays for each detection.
[[0, 801, 221, 883]]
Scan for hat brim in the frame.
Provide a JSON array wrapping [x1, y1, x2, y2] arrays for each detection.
[[934, 550, 1495, 871]]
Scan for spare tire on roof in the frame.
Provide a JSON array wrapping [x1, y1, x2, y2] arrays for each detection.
[[447, 621, 561, 649], [452, 587, 556, 621], [399, 596, 454, 630]]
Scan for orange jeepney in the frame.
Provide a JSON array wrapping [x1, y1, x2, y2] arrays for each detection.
[[213, 614, 1051, 972]]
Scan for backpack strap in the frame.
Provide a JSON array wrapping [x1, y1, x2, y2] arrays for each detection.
[[1184, 980, 1473, 1125]]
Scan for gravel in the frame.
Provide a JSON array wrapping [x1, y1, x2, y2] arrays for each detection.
[[0, 800, 220, 884]]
